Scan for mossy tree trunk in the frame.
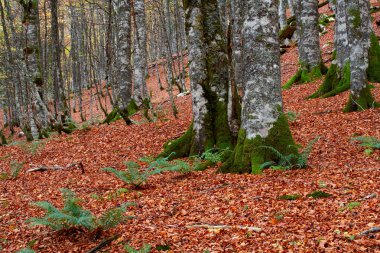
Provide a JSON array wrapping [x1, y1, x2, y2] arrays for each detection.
[[283, 0, 326, 89], [160, 0, 232, 158], [19, 0, 54, 139], [309, 0, 351, 98], [344, 0, 378, 112], [221, 0, 297, 174]]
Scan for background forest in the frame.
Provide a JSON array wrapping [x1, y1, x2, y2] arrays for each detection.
[[0, 0, 380, 252]]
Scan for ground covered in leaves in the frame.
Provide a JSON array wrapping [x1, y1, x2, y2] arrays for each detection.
[[1, 5, 380, 253]]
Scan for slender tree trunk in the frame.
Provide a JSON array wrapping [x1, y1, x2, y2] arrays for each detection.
[[283, 0, 326, 89], [132, 0, 149, 105], [279, 0, 287, 30], [222, 0, 297, 174]]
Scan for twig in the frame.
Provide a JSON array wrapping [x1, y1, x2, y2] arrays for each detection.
[[186, 223, 262, 232], [26, 162, 84, 174], [358, 227, 380, 237], [86, 234, 120, 253]]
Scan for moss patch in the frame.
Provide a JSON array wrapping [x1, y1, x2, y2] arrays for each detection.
[[220, 114, 298, 174], [309, 61, 350, 99], [159, 124, 193, 159], [278, 194, 302, 200], [344, 86, 379, 112], [367, 33, 380, 83], [307, 190, 332, 199], [283, 63, 326, 90]]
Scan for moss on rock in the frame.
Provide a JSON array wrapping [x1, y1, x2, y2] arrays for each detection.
[[220, 114, 298, 174]]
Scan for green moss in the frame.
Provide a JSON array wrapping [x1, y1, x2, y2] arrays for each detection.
[[220, 113, 297, 174], [283, 63, 326, 90], [159, 124, 193, 159], [307, 190, 332, 199], [367, 33, 380, 83], [348, 7, 361, 29], [278, 194, 301, 200], [0, 131, 7, 145], [344, 85, 379, 112], [309, 61, 350, 99], [279, 25, 297, 40]]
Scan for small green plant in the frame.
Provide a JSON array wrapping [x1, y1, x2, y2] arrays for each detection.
[[103, 155, 191, 187], [259, 137, 320, 170], [352, 136, 380, 155], [318, 180, 327, 188], [307, 190, 332, 199], [10, 160, 24, 180], [340, 202, 361, 211], [27, 188, 134, 232], [285, 111, 300, 122], [124, 244, 152, 253], [16, 248, 35, 253], [278, 194, 302, 200]]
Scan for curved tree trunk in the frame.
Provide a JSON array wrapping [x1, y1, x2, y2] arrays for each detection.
[[160, 0, 232, 158], [283, 0, 326, 89], [221, 0, 297, 174]]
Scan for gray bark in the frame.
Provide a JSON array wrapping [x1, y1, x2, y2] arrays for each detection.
[[115, 0, 133, 110], [335, 0, 350, 71], [242, 0, 283, 139], [133, 0, 149, 105], [279, 0, 287, 30], [294, 0, 322, 70]]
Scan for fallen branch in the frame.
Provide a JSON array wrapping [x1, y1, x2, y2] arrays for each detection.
[[87, 234, 120, 253], [26, 162, 84, 174], [358, 227, 380, 237], [185, 223, 262, 232]]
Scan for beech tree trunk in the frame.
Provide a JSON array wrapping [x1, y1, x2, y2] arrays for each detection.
[[344, 0, 378, 112], [133, 0, 149, 105], [221, 0, 297, 174], [160, 0, 232, 158], [19, 0, 53, 139], [283, 0, 326, 89]]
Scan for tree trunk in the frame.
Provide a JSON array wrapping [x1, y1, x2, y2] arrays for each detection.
[[309, 0, 351, 98], [160, 0, 232, 158], [221, 0, 297, 174], [283, 0, 326, 89], [279, 0, 287, 30], [132, 0, 149, 106], [19, 0, 54, 139], [344, 0, 378, 112]]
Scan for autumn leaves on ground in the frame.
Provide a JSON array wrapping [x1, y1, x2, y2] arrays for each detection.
[[1, 12, 380, 253]]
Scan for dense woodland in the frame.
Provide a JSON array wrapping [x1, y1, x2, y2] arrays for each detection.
[[0, 0, 380, 252]]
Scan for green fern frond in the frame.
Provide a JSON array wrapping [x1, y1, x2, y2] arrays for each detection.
[[16, 248, 35, 253], [124, 244, 152, 253]]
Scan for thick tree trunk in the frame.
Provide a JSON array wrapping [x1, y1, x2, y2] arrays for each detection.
[[19, 0, 54, 139], [283, 0, 326, 89], [344, 0, 378, 112], [160, 0, 232, 158], [221, 0, 297, 174]]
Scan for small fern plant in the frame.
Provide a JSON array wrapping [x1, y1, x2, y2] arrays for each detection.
[[102, 154, 191, 187], [27, 188, 134, 232], [351, 136, 380, 155], [259, 137, 320, 170], [124, 244, 152, 253]]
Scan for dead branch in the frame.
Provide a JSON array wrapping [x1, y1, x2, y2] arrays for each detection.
[[26, 162, 84, 174], [86, 234, 120, 253]]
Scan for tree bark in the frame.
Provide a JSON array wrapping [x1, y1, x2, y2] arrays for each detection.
[[160, 0, 232, 158], [221, 0, 297, 174]]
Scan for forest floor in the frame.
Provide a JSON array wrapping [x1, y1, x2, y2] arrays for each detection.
[[1, 5, 380, 253]]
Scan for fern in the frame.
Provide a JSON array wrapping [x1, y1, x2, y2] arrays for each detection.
[[259, 137, 319, 170], [27, 188, 134, 232], [16, 248, 35, 253], [124, 244, 152, 253], [352, 136, 380, 149], [103, 154, 192, 187]]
